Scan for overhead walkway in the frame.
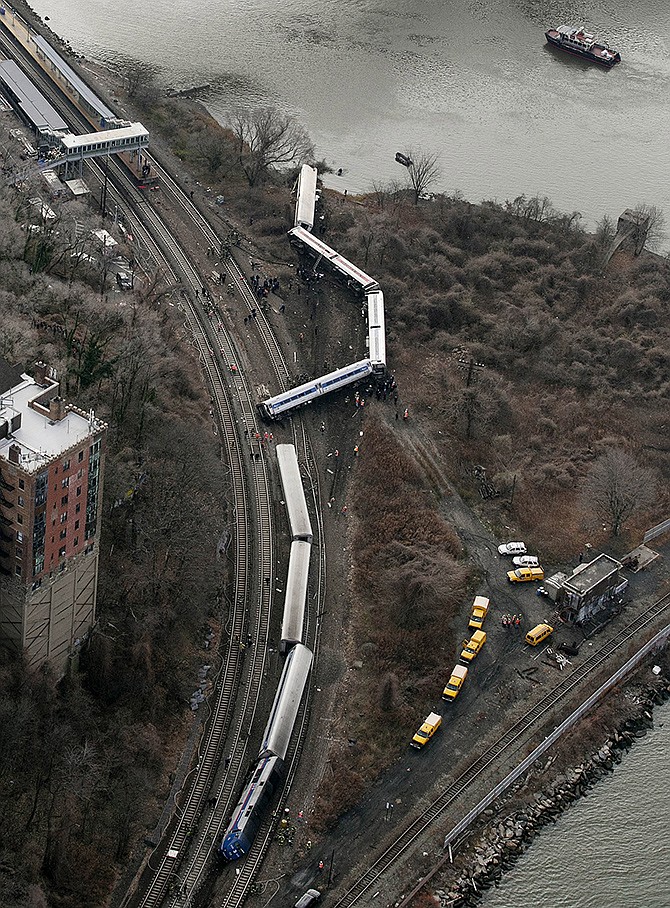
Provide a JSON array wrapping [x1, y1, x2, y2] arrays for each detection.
[[35, 121, 149, 172]]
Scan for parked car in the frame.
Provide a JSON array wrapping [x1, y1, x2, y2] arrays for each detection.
[[498, 542, 527, 556], [295, 890, 321, 908], [507, 567, 545, 583], [512, 555, 540, 567]]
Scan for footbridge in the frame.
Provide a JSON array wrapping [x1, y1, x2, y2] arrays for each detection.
[[38, 121, 149, 173]]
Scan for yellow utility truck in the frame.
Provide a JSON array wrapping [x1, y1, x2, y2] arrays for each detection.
[[468, 595, 490, 630], [411, 712, 442, 748], [507, 566, 545, 583], [442, 664, 468, 701], [460, 630, 486, 663]]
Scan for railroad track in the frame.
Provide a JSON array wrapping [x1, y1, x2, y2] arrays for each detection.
[[332, 592, 670, 907], [1, 25, 328, 908]]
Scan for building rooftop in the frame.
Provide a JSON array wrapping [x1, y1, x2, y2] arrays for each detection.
[[0, 373, 105, 473], [563, 554, 622, 596]]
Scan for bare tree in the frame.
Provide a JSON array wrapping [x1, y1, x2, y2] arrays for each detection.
[[230, 107, 314, 187], [401, 149, 440, 204], [121, 60, 159, 102], [584, 448, 656, 536], [629, 203, 666, 255]]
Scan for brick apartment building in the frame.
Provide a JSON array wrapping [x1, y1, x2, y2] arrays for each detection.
[[0, 359, 107, 672]]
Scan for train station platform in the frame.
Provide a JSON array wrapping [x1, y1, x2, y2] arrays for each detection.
[[0, 58, 67, 139]]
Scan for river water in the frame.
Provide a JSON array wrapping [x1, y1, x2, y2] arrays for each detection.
[[483, 699, 670, 908], [14, 1, 670, 900], [24, 0, 670, 232]]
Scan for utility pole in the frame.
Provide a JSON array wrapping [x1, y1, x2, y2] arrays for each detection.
[[457, 355, 485, 386], [101, 151, 110, 219]]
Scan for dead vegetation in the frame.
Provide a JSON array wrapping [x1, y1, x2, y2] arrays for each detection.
[[312, 420, 471, 829]]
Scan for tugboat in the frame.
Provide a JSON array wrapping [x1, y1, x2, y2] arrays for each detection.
[[545, 24, 621, 67]]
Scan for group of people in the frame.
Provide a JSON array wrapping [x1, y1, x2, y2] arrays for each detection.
[[250, 271, 280, 300], [502, 614, 522, 628]]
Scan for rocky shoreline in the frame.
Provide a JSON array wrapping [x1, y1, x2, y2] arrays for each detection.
[[435, 676, 670, 907]]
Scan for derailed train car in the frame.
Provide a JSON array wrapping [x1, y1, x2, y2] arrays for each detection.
[[281, 539, 311, 653], [218, 755, 285, 861], [276, 444, 313, 542], [259, 359, 375, 421], [219, 644, 313, 861]]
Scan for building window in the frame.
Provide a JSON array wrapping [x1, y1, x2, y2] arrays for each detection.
[[60, 529, 67, 540], [31, 578, 42, 591], [16, 531, 23, 543], [15, 546, 23, 557], [84, 544, 94, 555], [78, 451, 84, 463], [62, 477, 69, 488], [77, 486, 82, 497], [18, 479, 25, 490], [17, 514, 23, 525], [60, 512, 67, 524], [58, 546, 66, 558], [77, 469, 83, 479], [75, 503, 81, 514], [74, 536, 79, 547], [62, 459, 70, 471], [35, 472, 47, 507], [74, 520, 80, 530], [17, 495, 24, 507], [15, 565, 21, 576], [61, 495, 68, 506]]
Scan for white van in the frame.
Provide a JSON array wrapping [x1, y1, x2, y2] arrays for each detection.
[[295, 890, 321, 908]]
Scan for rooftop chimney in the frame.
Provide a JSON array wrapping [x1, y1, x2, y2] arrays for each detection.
[[49, 396, 65, 422], [8, 444, 20, 464], [34, 361, 48, 385]]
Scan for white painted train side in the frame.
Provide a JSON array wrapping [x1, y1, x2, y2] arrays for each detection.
[[276, 444, 313, 542], [281, 539, 311, 653], [258, 643, 313, 761], [295, 164, 318, 231], [288, 226, 379, 294], [260, 359, 374, 421], [366, 289, 386, 372]]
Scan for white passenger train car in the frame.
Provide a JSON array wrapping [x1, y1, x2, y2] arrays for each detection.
[[258, 643, 313, 761], [260, 359, 374, 421], [366, 289, 386, 372], [288, 226, 379, 294], [276, 444, 313, 542], [281, 540, 311, 653], [294, 164, 318, 231]]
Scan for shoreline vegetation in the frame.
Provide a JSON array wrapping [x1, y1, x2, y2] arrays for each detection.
[[0, 5, 668, 907], [432, 670, 670, 907]]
